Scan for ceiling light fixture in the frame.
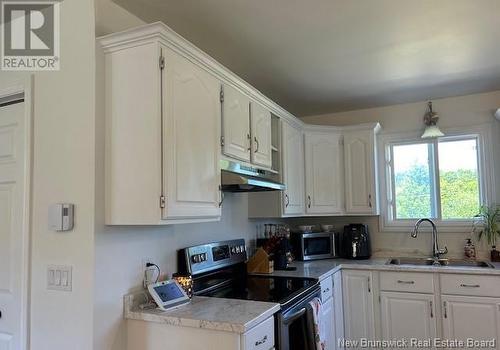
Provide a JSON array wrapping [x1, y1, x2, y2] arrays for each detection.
[[421, 101, 444, 139], [494, 108, 500, 121]]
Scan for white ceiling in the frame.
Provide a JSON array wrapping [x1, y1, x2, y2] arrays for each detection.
[[113, 0, 500, 117]]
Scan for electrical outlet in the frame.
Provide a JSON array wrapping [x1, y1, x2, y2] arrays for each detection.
[[142, 257, 155, 288]]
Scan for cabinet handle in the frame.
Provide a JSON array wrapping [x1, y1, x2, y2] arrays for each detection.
[[254, 137, 259, 153], [443, 301, 447, 319], [367, 276, 371, 293], [247, 133, 251, 151], [397, 280, 415, 284], [285, 193, 290, 208], [307, 195, 311, 209], [460, 284, 480, 288], [255, 335, 268, 346], [368, 194, 372, 208], [430, 301, 433, 318]]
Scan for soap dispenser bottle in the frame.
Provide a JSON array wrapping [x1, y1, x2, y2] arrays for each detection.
[[464, 238, 476, 260]]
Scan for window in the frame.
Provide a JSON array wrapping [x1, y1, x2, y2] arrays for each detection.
[[387, 135, 483, 223]]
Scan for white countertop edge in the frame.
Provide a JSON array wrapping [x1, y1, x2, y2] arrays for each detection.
[[124, 294, 280, 334]]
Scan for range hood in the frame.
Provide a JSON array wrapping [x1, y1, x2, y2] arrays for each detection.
[[220, 160, 285, 192]]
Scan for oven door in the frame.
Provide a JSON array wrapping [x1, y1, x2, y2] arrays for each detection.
[[301, 233, 335, 260], [276, 286, 321, 350]]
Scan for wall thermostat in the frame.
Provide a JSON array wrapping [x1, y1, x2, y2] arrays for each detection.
[[48, 203, 74, 231]]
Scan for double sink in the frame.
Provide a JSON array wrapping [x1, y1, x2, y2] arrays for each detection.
[[387, 257, 495, 268]]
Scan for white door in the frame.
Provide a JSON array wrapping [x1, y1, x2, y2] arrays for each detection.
[[162, 47, 221, 219], [321, 297, 334, 350], [304, 132, 343, 215], [381, 292, 437, 349], [282, 121, 304, 216], [222, 84, 251, 162], [250, 102, 272, 168], [342, 270, 375, 349], [343, 130, 377, 215], [0, 95, 28, 350], [442, 295, 500, 346]]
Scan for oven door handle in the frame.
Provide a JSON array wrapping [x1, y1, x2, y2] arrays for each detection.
[[283, 307, 307, 325]]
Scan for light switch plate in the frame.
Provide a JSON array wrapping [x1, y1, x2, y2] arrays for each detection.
[[47, 265, 72, 291]]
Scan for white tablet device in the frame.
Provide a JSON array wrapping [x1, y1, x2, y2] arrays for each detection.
[[147, 280, 190, 311]]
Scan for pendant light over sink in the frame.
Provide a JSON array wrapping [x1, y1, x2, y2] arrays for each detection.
[[421, 101, 444, 138]]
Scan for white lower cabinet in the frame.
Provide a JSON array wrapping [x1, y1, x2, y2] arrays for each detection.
[[322, 297, 334, 350], [337, 270, 500, 350], [127, 316, 275, 350], [380, 292, 437, 348], [342, 270, 376, 349], [442, 295, 500, 346]]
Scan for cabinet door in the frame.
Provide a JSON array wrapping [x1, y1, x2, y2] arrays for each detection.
[[322, 297, 334, 350], [304, 132, 343, 215], [250, 102, 272, 168], [162, 46, 221, 219], [342, 270, 375, 348], [222, 84, 251, 162], [343, 130, 377, 215], [442, 295, 500, 346], [381, 292, 437, 349], [282, 121, 304, 216]]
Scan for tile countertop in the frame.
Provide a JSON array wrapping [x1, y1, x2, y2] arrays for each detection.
[[124, 293, 280, 334], [261, 258, 500, 281]]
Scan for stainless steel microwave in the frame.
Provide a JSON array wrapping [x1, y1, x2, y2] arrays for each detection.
[[292, 232, 340, 261]]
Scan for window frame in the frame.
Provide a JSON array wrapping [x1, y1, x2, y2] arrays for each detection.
[[378, 123, 496, 233]]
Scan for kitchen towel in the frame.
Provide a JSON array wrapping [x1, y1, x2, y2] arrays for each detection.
[[308, 297, 325, 350]]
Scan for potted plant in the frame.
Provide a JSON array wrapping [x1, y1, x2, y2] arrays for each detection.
[[473, 205, 500, 262]]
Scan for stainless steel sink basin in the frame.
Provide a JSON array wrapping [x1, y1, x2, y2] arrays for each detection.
[[387, 257, 494, 268]]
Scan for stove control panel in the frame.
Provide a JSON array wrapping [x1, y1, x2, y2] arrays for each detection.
[[178, 239, 247, 276]]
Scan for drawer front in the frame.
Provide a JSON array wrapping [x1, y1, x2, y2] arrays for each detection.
[[243, 316, 275, 350], [380, 271, 434, 293], [440, 274, 500, 297], [320, 275, 333, 301]]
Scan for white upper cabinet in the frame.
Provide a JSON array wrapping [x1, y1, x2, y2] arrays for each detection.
[[161, 46, 221, 220], [221, 84, 251, 163], [304, 131, 343, 215], [101, 29, 222, 224], [343, 127, 380, 215], [250, 102, 272, 168], [282, 121, 305, 216]]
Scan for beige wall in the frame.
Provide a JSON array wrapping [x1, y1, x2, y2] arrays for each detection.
[[0, 0, 96, 349], [298, 91, 500, 259]]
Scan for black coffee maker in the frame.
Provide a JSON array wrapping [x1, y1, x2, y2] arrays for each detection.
[[343, 224, 371, 259]]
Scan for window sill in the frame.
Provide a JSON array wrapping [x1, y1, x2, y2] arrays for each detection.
[[379, 217, 475, 234]]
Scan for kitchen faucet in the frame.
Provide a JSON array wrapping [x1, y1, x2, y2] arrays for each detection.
[[411, 218, 448, 262]]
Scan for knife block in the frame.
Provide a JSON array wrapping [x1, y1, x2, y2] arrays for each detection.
[[247, 248, 274, 274]]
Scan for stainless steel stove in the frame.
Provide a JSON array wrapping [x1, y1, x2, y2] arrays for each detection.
[[177, 239, 321, 350]]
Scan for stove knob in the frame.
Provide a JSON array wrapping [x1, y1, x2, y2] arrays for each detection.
[[192, 254, 200, 263], [240, 245, 246, 252], [201, 253, 207, 262]]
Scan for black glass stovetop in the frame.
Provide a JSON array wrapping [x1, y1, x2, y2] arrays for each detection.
[[198, 274, 318, 306]]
